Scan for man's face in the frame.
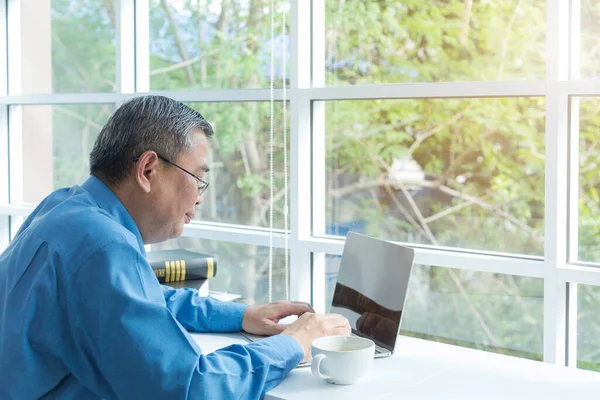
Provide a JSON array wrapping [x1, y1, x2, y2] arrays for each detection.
[[148, 131, 209, 242]]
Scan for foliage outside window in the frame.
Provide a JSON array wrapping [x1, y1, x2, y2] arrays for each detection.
[[325, 255, 544, 361], [578, 97, 600, 263], [150, 0, 289, 90], [580, 0, 600, 79], [153, 237, 288, 305], [186, 102, 289, 230], [325, 98, 545, 255], [18, 104, 114, 204], [325, 0, 546, 85], [48, 0, 116, 93], [578, 284, 600, 372]]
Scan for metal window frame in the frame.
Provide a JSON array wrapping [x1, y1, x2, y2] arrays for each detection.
[[0, 0, 598, 369]]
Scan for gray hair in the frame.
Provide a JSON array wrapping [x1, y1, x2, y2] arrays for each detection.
[[89, 95, 213, 185]]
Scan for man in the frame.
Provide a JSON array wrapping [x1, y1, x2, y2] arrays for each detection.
[[0, 96, 350, 399]]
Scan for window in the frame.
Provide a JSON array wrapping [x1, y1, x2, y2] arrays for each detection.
[[2, 0, 600, 369], [186, 102, 289, 228], [149, 0, 289, 90], [152, 237, 288, 305], [324, 255, 543, 360], [325, 0, 546, 85], [10, 104, 114, 204], [579, 0, 600, 79], [0, 217, 8, 251], [16, 0, 116, 94], [401, 266, 543, 359], [577, 97, 600, 263], [323, 98, 545, 255], [578, 284, 600, 372]]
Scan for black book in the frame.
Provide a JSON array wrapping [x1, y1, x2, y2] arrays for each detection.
[[146, 249, 217, 284]]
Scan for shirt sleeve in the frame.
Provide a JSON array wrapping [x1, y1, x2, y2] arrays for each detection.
[[65, 240, 304, 400], [160, 285, 248, 333]]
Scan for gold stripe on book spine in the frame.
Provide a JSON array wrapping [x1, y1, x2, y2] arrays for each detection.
[[175, 260, 181, 281], [207, 258, 214, 278], [181, 260, 186, 281], [165, 261, 171, 283]]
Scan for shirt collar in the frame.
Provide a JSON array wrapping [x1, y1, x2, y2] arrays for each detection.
[[81, 175, 146, 256]]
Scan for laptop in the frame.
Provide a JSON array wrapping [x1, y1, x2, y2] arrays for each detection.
[[242, 231, 415, 363]]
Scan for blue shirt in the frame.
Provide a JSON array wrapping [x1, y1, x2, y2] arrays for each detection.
[[0, 176, 303, 399]]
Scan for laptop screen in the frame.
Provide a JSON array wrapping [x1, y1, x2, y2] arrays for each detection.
[[329, 232, 415, 352]]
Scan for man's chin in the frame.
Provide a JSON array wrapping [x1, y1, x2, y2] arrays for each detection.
[[160, 225, 185, 242], [172, 225, 185, 238]]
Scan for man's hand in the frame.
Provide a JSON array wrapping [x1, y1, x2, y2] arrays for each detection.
[[282, 313, 351, 362], [242, 301, 314, 336]]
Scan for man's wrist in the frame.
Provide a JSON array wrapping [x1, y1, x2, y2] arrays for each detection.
[[250, 334, 305, 371], [235, 303, 249, 331], [281, 333, 308, 360], [241, 305, 249, 332], [210, 299, 247, 332]]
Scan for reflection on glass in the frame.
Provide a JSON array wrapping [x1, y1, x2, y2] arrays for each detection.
[[152, 237, 288, 305], [578, 284, 600, 372], [20, 0, 116, 94], [580, 1, 600, 79], [578, 97, 600, 262], [187, 102, 289, 229], [150, 0, 289, 90], [326, 257, 544, 360], [325, 0, 546, 85], [328, 233, 414, 351], [324, 98, 545, 255], [15, 104, 114, 204]]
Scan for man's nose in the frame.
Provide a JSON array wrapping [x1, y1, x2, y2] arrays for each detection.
[[196, 193, 205, 205]]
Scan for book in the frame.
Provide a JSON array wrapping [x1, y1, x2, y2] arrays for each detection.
[[146, 249, 217, 284]]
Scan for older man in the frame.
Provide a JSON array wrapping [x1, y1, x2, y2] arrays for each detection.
[[0, 96, 350, 399]]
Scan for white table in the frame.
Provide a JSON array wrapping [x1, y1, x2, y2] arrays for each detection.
[[190, 333, 600, 399]]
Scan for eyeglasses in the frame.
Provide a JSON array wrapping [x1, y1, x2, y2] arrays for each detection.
[[131, 154, 209, 197]]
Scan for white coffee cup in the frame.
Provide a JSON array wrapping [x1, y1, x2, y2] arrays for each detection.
[[310, 335, 375, 385]]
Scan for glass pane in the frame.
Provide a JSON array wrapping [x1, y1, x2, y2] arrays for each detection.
[[13, 104, 114, 204], [325, 255, 543, 360], [188, 102, 289, 229], [580, 0, 600, 79], [578, 97, 600, 262], [324, 98, 545, 255], [0, 218, 8, 252], [19, 0, 116, 94], [325, 0, 546, 85], [152, 237, 288, 305], [578, 284, 600, 372], [150, 0, 289, 90]]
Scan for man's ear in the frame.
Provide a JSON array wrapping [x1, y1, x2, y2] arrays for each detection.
[[132, 151, 160, 193]]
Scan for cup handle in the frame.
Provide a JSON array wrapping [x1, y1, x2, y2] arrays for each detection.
[[311, 354, 330, 380]]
